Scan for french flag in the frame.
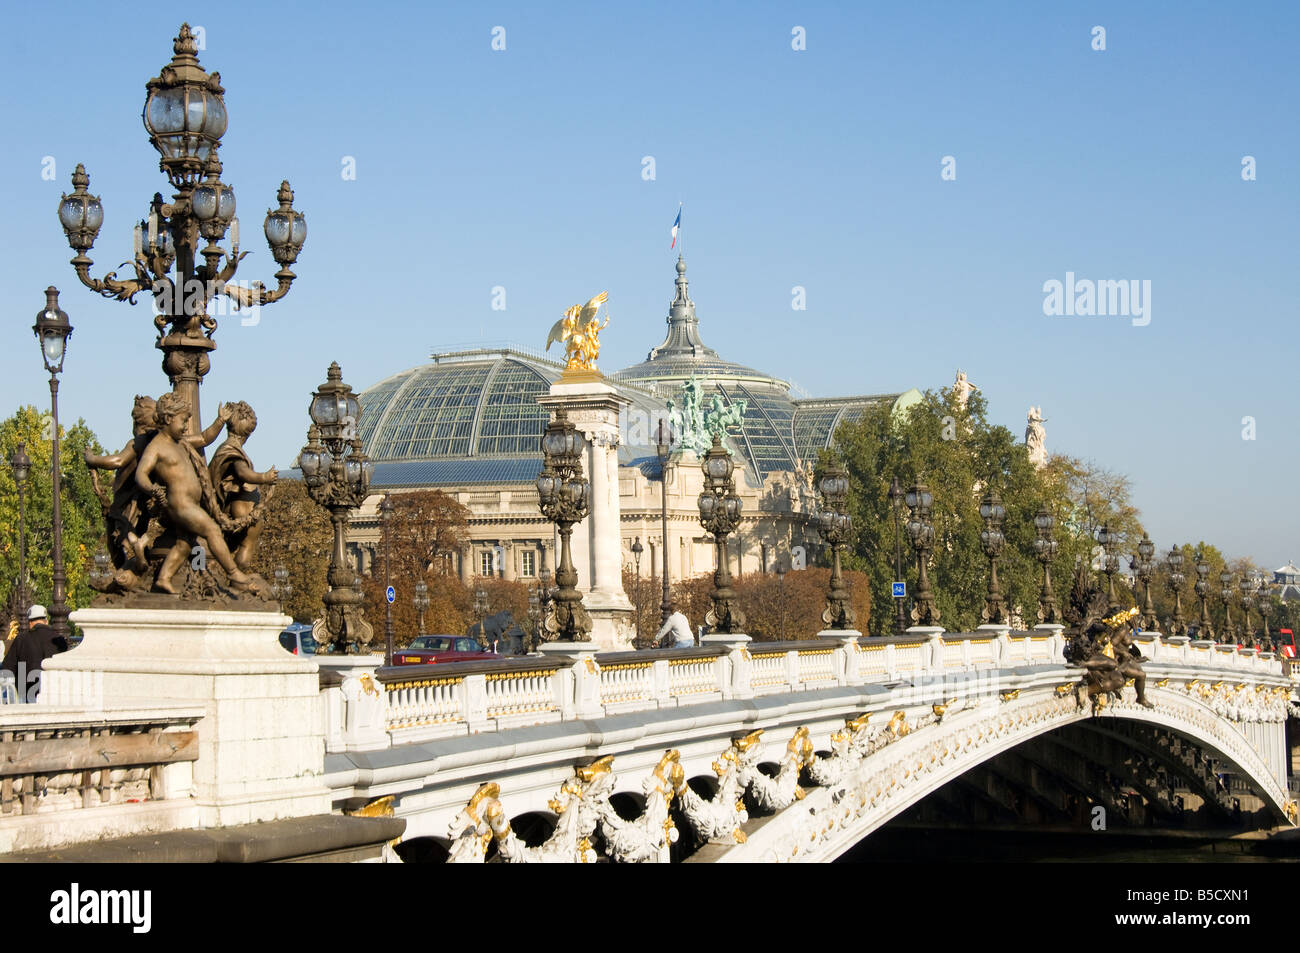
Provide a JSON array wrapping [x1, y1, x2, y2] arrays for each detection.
[[670, 209, 681, 249]]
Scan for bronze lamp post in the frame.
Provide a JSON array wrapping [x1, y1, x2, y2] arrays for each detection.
[[413, 580, 429, 635], [57, 25, 305, 439], [631, 537, 644, 647], [1033, 505, 1059, 625], [978, 490, 1006, 625], [698, 434, 745, 635], [536, 409, 592, 642], [815, 461, 854, 630], [1238, 576, 1255, 647], [889, 476, 907, 634], [9, 444, 31, 639], [1219, 570, 1235, 643], [1135, 536, 1157, 631], [299, 364, 373, 654], [1193, 551, 1214, 641], [1255, 574, 1273, 650], [380, 494, 395, 665], [904, 482, 939, 627], [33, 289, 74, 642], [1096, 524, 1120, 615], [1165, 547, 1186, 637]]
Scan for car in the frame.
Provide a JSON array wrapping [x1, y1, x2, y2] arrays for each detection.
[[393, 635, 500, 666], [279, 623, 318, 656]]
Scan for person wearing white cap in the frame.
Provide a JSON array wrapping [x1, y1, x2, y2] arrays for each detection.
[[2, 604, 67, 701]]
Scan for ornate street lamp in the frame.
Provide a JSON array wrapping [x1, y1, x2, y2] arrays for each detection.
[[1254, 574, 1273, 650], [473, 584, 490, 646], [1033, 505, 1059, 625], [380, 495, 395, 665], [1096, 524, 1120, 615], [656, 419, 675, 627], [413, 580, 429, 635], [1193, 552, 1214, 641], [536, 409, 592, 642], [58, 25, 305, 439], [9, 444, 31, 639], [904, 482, 939, 627], [978, 490, 1007, 625], [271, 565, 292, 604], [698, 434, 745, 634], [33, 288, 73, 642], [1238, 576, 1255, 647], [299, 363, 373, 654], [815, 461, 854, 630], [1219, 570, 1235, 643], [776, 562, 788, 640], [1135, 536, 1157, 631], [526, 585, 542, 651], [1165, 547, 1186, 637], [631, 537, 644, 647], [888, 476, 906, 634]]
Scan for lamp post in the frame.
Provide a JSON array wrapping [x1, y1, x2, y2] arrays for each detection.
[[978, 490, 1006, 625], [1135, 536, 1157, 631], [1193, 551, 1214, 641], [298, 363, 374, 654], [1255, 574, 1273, 650], [656, 419, 674, 627], [33, 288, 74, 643], [413, 580, 429, 635], [1219, 571, 1235, 644], [776, 563, 787, 639], [1096, 524, 1120, 615], [904, 482, 939, 627], [697, 434, 745, 634], [1165, 547, 1186, 637], [1033, 505, 1059, 625], [379, 494, 395, 665], [631, 537, 644, 647], [271, 565, 292, 604], [888, 476, 906, 634], [815, 461, 854, 630], [527, 585, 541, 651], [1238, 576, 1255, 647], [57, 25, 304, 439], [473, 584, 489, 646], [536, 409, 592, 642], [9, 444, 31, 638]]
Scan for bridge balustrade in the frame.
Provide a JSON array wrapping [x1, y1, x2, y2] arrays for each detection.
[[319, 630, 1288, 753]]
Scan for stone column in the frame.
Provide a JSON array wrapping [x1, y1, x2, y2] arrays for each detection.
[[539, 378, 634, 650]]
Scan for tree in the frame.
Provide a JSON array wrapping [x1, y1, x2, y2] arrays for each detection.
[[0, 406, 106, 631], [250, 477, 332, 623]]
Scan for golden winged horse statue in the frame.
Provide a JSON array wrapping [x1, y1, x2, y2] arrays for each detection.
[[546, 292, 610, 372]]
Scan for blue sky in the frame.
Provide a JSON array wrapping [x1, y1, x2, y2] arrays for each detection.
[[1, 1, 1297, 567]]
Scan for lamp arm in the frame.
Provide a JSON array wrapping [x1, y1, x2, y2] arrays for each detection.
[[71, 256, 146, 304]]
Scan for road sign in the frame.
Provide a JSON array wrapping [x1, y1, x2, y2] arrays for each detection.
[[386, 586, 395, 604], [892, 582, 906, 598]]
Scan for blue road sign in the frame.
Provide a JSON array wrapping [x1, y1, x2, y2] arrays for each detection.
[[892, 582, 906, 598], [386, 586, 396, 604]]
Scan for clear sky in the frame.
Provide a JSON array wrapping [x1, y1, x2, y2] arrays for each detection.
[[1, 1, 1296, 568]]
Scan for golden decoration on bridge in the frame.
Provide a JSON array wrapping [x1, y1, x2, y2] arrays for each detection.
[[546, 291, 611, 374]]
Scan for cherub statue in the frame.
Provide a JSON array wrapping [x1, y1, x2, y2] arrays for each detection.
[[208, 400, 278, 572], [546, 292, 609, 371], [135, 393, 259, 594]]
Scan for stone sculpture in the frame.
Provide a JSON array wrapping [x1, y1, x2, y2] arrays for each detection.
[[953, 369, 978, 411], [1026, 405, 1047, 468]]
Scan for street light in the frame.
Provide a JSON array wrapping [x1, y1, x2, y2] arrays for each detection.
[[380, 494, 395, 665], [656, 419, 675, 627], [1219, 570, 1236, 643], [1193, 551, 1214, 641], [1096, 524, 1119, 615], [1165, 546, 1186, 637], [631, 537, 644, 647], [58, 25, 305, 439], [698, 434, 745, 635], [1254, 574, 1273, 650], [776, 562, 787, 640], [474, 585, 490, 647], [299, 363, 374, 654], [1238, 575, 1255, 647], [815, 461, 855, 630], [904, 482, 939, 627], [413, 579, 429, 635], [33, 288, 73, 643], [537, 407, 592, 642], [1033, 505, 1059, 625], [888, 476, 906, 634], [9, 444, 31, 639], [978, 490, 1007, 625], [1135, 536, 1157, 631], [271, 565, 292, 604]]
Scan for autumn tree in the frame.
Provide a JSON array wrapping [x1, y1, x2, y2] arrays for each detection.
[[251, 477, 332, 623]]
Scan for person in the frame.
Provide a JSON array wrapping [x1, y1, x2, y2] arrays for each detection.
[[654, 609, 695, 648], [1, 605, 68, 702]]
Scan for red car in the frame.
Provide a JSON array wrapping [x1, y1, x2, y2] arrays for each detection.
[[393, 635, 501, 666]]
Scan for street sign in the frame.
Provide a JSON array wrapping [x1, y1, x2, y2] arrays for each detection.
[[892, 582, 906, 598], [386, 586, 396, 604]]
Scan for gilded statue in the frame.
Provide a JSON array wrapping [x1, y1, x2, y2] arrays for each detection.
[[546, 292, 610, 372], [1065, 578, 1154, 710]]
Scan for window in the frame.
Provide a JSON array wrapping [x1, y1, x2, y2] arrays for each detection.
[[522, 550, 536, 578], [480, 551, 494, 577]]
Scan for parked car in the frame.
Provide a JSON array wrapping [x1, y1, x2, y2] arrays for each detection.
[[279, 623, 318, 656], [393, 635, 500, 665]]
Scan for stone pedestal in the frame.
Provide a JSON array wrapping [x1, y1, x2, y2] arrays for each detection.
[[1032, 622, 1066, 663], [44, 607, 331, 828], [540, 377, 635, 651], [537, 641, 604, 718], [906, 625, 947, 672]]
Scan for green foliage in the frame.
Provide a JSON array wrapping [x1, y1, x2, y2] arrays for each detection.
[[0, 406, 106, 629], [251, 477, 332, 623]]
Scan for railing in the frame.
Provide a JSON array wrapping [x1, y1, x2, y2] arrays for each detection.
[[318, 628, 1291, 752]]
